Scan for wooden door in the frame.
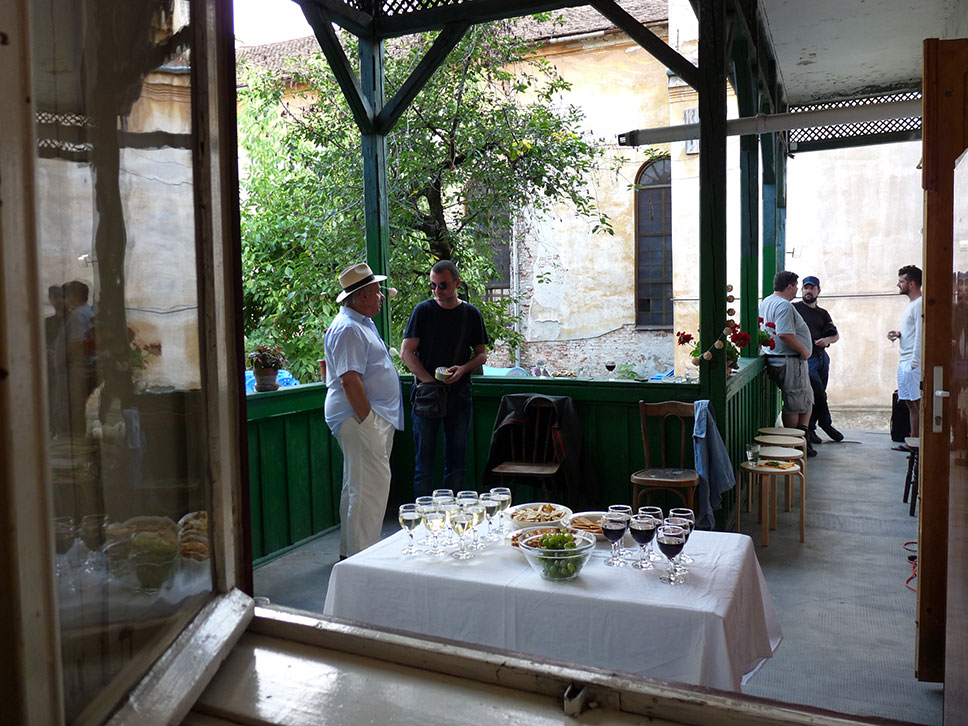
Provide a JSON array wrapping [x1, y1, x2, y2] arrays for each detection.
[[919, 37, 968, 684], [945, 148, 968, 721]]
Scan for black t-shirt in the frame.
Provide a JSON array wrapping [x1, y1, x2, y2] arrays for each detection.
[[792, 301, 838, 356], [403, 300, 488, 387]]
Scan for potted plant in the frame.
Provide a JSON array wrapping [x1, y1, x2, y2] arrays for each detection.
[[247, 343, 289, 392]]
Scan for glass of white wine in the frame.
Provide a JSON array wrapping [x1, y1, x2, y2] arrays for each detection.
[[463, 500, 486, 550], [490, 487, 512, 533], [479, 493, 501, 542], [398, 504, 421, 556], [450, 511, 475, 560], [415, 496, 434, 548], [421, 507, 447, 557]]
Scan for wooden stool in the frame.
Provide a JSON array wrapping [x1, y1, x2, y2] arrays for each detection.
[[739, 461, 805, 546], [903, 436, 920, 517], [754, 446, 805, 513], [754, 434, 808, 481], [758, 426, 806, 438]]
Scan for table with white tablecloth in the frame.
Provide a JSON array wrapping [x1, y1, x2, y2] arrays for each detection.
[[323, 529, 782, 691]]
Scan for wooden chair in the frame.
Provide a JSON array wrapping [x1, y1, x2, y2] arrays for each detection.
[[490, 398, 562, 501], [630, 401, 700, 512]]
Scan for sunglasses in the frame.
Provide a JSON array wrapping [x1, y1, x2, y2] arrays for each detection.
[[430, 280, 456, 291]]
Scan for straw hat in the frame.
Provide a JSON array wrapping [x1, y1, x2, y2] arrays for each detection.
[[336, 263, 387, 302]]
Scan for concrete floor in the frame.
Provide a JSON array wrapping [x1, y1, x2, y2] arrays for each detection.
[[254, 428, 943, 725]]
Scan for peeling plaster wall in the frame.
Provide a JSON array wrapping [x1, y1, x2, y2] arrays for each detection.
[[490, 28, 683, 377], [784, 142, 923, 409]]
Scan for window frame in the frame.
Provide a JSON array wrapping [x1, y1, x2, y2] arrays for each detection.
[[0, 0, 252, 722], [633, 157, 673, 330]]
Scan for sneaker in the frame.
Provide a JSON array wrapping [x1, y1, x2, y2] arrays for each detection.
[[820, 424, 844, 442], [806, 428, 822, 445]]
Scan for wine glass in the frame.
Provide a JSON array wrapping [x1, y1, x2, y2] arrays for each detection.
[[629, 514, 657, 570], [479, 493, 501, 542], [657, 524, 686, 584], [669, 508, 696, 564], [602, 511, 630, 567], [398, 504, 421, 556], [490, 487, 512, 533], [605, 359, 616, 379], [432, 488, 455, 502], [608, 504, 634, 559], [54, 516, 77, 588], [463, 499, 486, 550], [440, 500, 461, 547], [421, 506, 447, 557], [638, 506, 664, 561], [415, 496, 435, 547], [664, 516, 692, 574], [450, 511, 475, 560], [79, 514, 108, 576], [745, 443, 760, 465]]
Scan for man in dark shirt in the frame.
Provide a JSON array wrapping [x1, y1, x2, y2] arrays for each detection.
[[793, 276, 843, 443], [401, 260, 488, 497]]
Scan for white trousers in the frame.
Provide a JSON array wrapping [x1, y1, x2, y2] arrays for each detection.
[[336, 411, 395, 557]]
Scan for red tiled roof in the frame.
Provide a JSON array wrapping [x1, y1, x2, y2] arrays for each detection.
[[236, 1, 668, 72]]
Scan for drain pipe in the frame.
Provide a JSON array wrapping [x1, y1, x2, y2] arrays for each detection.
[[617, 98, 921, 146], [511, 222, 522, 366]]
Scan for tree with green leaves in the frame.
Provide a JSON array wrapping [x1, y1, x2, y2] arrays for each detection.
[[237, 17, 614, 382]]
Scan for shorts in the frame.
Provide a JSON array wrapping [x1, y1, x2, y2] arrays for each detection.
[[897, 360, 921, 401], [766, 358, 814, 414]]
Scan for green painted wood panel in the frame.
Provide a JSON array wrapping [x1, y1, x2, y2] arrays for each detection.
[[247, 425, 264, 560], [284, 414, 313, 543], [257, 417, 290, 554]]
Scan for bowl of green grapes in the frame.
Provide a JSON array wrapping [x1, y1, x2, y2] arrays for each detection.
[[518, 529, 596, 582]]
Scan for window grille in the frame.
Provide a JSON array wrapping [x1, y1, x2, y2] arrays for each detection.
[[789, 91, 921, 148]]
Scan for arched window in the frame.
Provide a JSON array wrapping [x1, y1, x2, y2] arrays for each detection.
[[635, 158, 672, 327]]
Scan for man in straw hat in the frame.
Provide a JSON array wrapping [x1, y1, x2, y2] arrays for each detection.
[[324, 263, 403, 558]]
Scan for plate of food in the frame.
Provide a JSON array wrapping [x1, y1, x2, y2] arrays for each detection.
[[506, 502, 572, 529], [505, 525, 564, 555], [759, 459, 796, 470], [562, 511, 606, 541]]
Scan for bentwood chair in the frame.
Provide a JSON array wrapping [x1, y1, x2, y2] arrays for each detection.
[[630, 401, 700, 512], [490, 398, 562, 501]]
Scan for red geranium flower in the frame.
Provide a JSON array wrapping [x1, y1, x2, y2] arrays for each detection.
[[765, 321, 776, 329]]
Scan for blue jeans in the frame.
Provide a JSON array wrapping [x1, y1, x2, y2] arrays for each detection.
[[808, 351, 831, 429], [412, 384, 473, 498]]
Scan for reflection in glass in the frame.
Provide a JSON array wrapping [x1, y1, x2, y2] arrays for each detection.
[[32, 0, 212, 719]]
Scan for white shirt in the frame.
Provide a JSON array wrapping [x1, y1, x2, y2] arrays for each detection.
[[758, 293, 811, 365], [898, 297, 922, 365], [324, 307, 403, 436]]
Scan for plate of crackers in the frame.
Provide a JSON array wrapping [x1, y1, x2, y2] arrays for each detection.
[[506, 502, 572, 529], [562, 511, 606, 541]]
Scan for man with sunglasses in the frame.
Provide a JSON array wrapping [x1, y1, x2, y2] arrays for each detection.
[[401, 260, 488, 497]]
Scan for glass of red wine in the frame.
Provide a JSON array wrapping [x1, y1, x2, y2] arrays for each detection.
[[602, 511, 630, 567], [607, 504, 634, 559], [638, 506, 664, 561], [664, 515, 692, 574], [605, 360, 616, 379], [669, 508, 696, 565], [629, 514, 657, 570], [657, 523, 686, 584]]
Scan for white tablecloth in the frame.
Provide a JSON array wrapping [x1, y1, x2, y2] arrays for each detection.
[[323, 529, 782, 691]]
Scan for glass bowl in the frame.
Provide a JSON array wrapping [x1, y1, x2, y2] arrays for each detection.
[[518, 529, 596, 582]]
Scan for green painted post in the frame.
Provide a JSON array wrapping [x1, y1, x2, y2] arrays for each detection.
[[776, 143, 788, 267], [698, 0, 727, 428], [740, 134, 759, 356], [761, 182, 777, 294], [359, 37, 391, 340]]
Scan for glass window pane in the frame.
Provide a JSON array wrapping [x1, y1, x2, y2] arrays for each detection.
[[33, 0, 213, 719]]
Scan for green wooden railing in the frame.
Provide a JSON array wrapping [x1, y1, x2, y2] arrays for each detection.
[[246, 367, 775, 563]]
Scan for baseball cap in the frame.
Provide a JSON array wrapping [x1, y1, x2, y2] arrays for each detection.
[[802, 276, 820, 287]]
